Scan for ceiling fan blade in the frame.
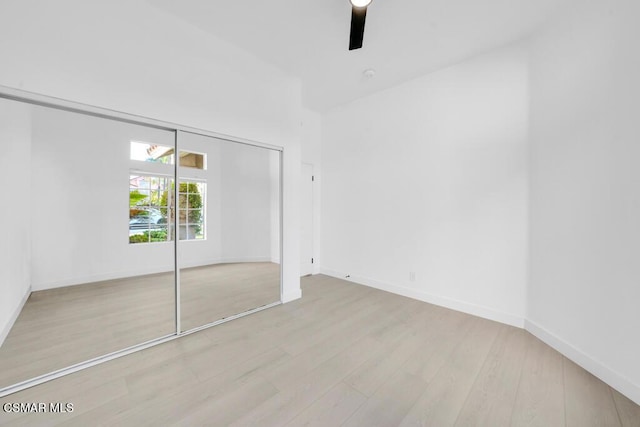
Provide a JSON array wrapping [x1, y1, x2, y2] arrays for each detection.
[[349, 6, 367, 50]]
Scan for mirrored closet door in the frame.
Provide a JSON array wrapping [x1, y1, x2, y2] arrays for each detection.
[[0, 93, 283, 395], [177, 131, 281, 332], [0, 98, 177, 388]]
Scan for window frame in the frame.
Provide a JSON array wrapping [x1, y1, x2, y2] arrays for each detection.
[[129, 143, 208, 244]]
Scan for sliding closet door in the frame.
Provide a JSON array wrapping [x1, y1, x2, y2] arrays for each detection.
[[0, 98, 176, 388], [177, 131, 281, 332]]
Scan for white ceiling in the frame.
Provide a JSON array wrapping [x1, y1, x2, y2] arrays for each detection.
[[147, 0, 570, 112]]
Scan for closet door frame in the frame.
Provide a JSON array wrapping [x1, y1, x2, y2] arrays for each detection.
[[0, 86, 284, 398]]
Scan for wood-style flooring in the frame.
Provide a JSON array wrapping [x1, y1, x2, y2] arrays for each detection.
[[1, 274, 639, 426], [0, 263, 280, 389]]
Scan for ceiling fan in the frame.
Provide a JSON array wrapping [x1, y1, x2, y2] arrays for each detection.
[[348, 0, 372, 50]]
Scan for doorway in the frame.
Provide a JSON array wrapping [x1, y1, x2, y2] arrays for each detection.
[[300, 163, 314, 276]]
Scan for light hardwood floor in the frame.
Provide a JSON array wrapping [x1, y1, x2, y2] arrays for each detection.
[[0, 263, 280, 389], [1, 274, 639, 426]]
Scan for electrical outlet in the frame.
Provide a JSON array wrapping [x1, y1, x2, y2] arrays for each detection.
[[409, 272, 416, 282]]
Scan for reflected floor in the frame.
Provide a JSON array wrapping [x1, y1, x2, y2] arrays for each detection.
[[0, 262, 280, 389], [180, 262, 280, 331]]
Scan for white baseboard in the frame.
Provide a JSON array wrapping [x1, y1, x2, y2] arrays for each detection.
[[319, 267, 525, 328], [218, 257, 272, 264], [32, 265, 174, 291], [0, 285, 31, 348], [525, 319, 640, 406], [32, 258, 276, 291], [282, 289, 302, 303], [317, 268, 639, 405]]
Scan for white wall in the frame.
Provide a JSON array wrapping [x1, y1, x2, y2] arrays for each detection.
[[220, 141, 276, 262], [301, 109, 323, 166], [28, 109, 279, 290], [0, 0, 302, 300], [177, 131, 223, 269], [178, 131, 280, 268], [322, 46, 529, 327], [30, 106, 177, 289], [0, 99, 32, 346], [528, 0, 640, 404], [269, 150, 281, 264]]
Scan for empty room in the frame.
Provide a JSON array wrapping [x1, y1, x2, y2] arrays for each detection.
[[1, 0, 639, 425]]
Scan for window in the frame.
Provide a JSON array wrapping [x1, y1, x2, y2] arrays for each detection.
[[130, 141, 174, 164], [129, 175, 172, 244], [178, 182, 205, 240], [129, 142, 207, 244], [179, 151, 206, 170]]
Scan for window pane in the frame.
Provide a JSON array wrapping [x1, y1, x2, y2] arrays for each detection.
[[129, 175, 173, 244], [179, 151, 206, 170], [187, 209, 202, 225], [130, 141, 174, 164], [177, 181, 205, 240], [132, 178, 206, 242]]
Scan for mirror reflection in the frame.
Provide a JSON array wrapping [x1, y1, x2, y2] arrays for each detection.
[[0, 98, 176, 388], [0, 97, 283, 392], [178, 132, 281, 332]]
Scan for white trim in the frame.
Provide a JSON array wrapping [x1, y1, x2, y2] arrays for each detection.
[[312, 171, 321, 276], [31, 266, 175, 291], [31, 258, 279, 291], [0, 85, 287, 397], [177, 166, 207, 181], [0, 85, 284, 153], [0, 334, 175, 398], [0, 286, 31, 348], [525, 319, 640, 406], [217, 257, 273, 264], [319, 267, 525, 328], [129, 160, 174, 177], [279, 149, 284, 304], [174, 130, 181, 334], [313, 265, 640, 405], [300, 162, 314, 277], [282, 289, 302, 303], [0, 300, 282, 398], [180, 301, 281, 336]]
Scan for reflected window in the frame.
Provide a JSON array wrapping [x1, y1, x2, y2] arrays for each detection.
[[129, 141, 206, 243], [129, 176, 206, 243], [178, 181, 206, 240], [130, 141, 174, 164], [179, 151, 206, 170], [129, 175, 172, 244]]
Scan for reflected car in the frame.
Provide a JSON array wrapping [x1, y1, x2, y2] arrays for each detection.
[[129, 209, 167, 230]]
